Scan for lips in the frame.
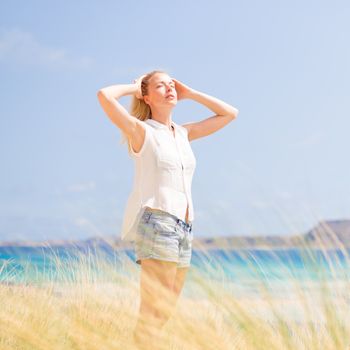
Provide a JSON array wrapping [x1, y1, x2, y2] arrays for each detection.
[[166, 94, 175, 98]]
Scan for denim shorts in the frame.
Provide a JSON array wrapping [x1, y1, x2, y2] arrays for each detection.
[[134, 207, 193, 268]]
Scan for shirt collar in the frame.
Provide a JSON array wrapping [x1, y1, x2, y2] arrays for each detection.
[[145, 118, 177, 131]]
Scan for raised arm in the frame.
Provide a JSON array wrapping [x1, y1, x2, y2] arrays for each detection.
[[97, 83, 140, 137], [172, 78, 239, 142]]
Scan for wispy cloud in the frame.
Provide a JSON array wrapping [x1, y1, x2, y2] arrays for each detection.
[[0, 27, 93, 69]]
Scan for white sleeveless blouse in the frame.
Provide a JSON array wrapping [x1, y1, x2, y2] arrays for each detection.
[[120, 118, 196, 241]]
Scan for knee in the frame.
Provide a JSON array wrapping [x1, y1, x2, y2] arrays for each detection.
[[153, 311, 170, 328]]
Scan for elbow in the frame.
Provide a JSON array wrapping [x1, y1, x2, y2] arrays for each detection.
[[229, 107, 239, 120], [97, 89, 109, 104], [97, 89, 105, 99]]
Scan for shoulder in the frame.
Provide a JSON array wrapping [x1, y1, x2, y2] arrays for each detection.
[[127, 120, 155, 158], [130, 119, 154, 142], [143, 119, 158, 132], [175, 123, 188, 135], [177, 123, 191, 141], [180, 123, 190, 133], [137, 119, 152, 129], [133, 119, 155, 138]]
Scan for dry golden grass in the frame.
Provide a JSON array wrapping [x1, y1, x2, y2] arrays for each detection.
[[1, 238, 350, 350]]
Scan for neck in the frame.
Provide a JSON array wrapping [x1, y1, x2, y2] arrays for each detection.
[[150, 107, 173, 128]]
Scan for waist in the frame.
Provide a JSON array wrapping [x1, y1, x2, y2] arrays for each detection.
[[144, 206, 192, 229]]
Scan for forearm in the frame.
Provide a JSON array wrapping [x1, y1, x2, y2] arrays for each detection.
[[97, 83, 138, 100], [188, 89, 239, 118]]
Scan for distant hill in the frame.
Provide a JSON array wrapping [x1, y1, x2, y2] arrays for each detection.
[[300, 219, 350, 248], [1, 219, 350, 249], [195, 219, 350, 249]]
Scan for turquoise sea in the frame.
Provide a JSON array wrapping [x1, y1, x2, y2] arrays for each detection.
[[2, 243, 349, 328], [1, 244, 349, 288]]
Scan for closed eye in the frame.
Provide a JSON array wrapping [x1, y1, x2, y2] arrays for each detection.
[[156, 83, 175, 88]]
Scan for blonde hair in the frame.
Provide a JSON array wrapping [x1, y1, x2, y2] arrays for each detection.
[[120, 69, 169, 155]]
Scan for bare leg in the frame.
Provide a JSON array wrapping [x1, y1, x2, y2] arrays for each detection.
[[173, 266, 189, 302], [152, 265, 189, 328], [133, 259, 178, 348]]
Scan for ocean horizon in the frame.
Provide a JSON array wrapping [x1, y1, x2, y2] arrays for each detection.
[[1, 245, 349, 286]]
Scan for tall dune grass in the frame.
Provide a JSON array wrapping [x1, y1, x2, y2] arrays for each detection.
[[1, 232, 350, 350]]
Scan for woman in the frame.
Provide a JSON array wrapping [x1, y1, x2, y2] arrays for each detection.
[[97, 70, 239, 348]]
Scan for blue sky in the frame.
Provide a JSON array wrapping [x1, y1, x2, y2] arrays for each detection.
[[1, 0, 349, 242]]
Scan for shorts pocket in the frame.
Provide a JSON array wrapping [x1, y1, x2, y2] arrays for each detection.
[[135, 220, 157, 254], [152, 217, 177, 237], [140, 210, 152, 223], [136, 214, 153, 239]]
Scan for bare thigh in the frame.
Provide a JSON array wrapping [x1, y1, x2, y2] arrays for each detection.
[[173, 266, 189, 296], [139, 258, 178, 316]]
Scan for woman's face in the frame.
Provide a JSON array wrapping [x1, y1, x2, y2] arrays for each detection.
[[143, 73, 177, 107]]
